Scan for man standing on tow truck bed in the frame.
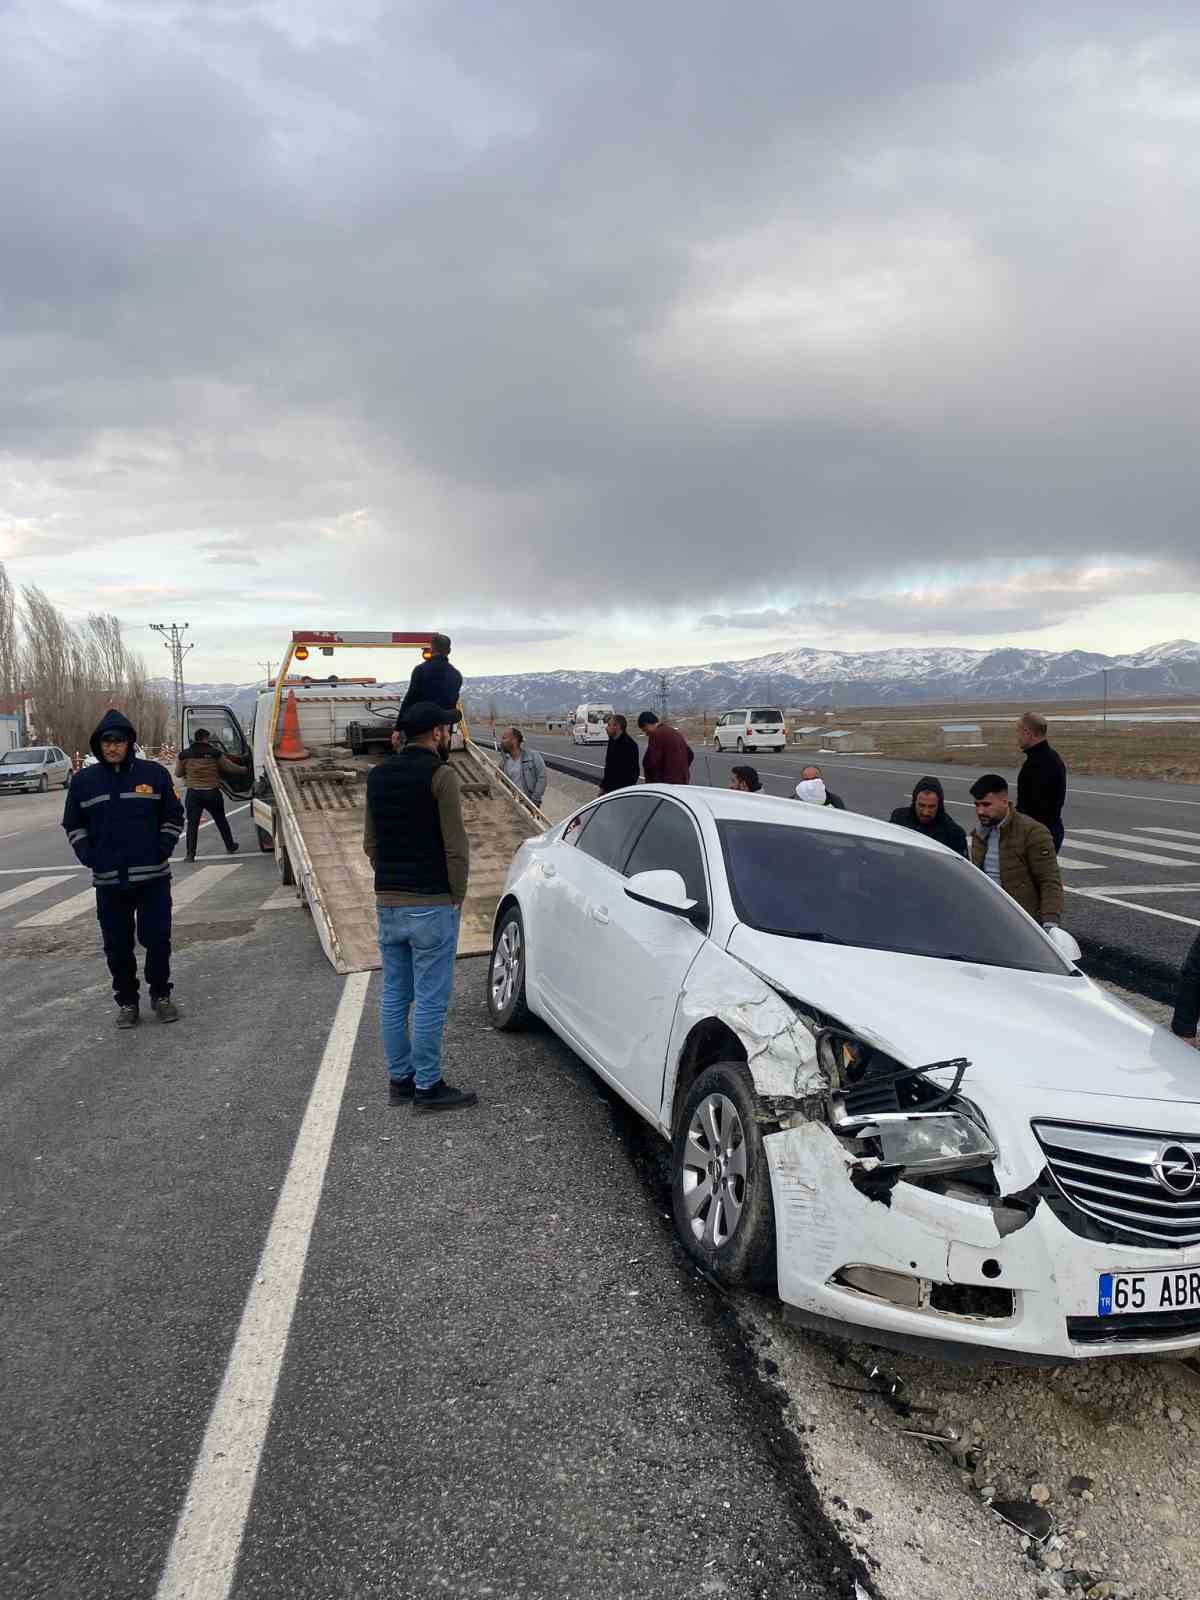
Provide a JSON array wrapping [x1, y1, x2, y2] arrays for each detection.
[[175, 728, 245, 860], [398, 633, 462, 720], [62, 709, 185, 1028], [364, 701, 478, 1113], [969, 773, 1063, 929]]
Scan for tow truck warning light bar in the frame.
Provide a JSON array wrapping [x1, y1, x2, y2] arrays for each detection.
[[291, 630, 437, 647]]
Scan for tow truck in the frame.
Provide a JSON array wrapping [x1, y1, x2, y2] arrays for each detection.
[[180, 629, 548, 973]]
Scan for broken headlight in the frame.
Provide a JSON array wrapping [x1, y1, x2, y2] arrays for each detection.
[[865, 1112, 996, 1175]]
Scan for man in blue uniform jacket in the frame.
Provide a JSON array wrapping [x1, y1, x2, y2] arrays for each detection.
[[62, 709, 185, 1028]]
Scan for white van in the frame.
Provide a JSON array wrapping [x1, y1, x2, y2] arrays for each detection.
[[572, 704, 614, 745], [712, 707, 787, 753]]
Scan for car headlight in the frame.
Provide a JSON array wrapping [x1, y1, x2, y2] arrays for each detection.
[[866, 1112, 996, 1174]]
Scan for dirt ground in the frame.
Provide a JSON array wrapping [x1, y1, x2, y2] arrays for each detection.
[[669, 699, 1200, 784]]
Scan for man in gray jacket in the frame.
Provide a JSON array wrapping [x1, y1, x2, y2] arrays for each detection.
[[499, 727, 547, 808]]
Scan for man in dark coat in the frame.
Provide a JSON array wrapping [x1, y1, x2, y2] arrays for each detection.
[[62, 709, 185, 1027], [1172, 932, 1200, 1049], [637, 711, 691, 785], [397, 634, 463, 722], [889, 775, 968, 857], [1016, 711, 1067, 852], [600, 713, 640, 793]]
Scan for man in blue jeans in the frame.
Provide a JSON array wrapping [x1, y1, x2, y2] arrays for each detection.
[[363, 700, 478, 1113]]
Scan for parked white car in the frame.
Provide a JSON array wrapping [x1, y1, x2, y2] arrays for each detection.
[[712, 707, 786, 753], [489, 787, 1200, 1363], [0, 745, 73, 793]]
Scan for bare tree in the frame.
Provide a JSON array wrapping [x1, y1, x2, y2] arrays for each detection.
[[0, 562, 19, 699]]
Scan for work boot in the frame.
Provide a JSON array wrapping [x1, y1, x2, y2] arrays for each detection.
[[412, 1080, 478, 1114], [388, 1076, 415, 1104], [151, 997, 179, 1023], [116, 1005, 139, 1029], [226, 842, 240, 855]]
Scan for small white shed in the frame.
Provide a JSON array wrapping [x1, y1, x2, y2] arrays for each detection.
[[791, 724, 825, 745], [822, 729, 878, 754], [941, 722, 984, 748]]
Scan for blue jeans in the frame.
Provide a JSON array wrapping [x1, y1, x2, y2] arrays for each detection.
[[377, 904, 460, 1089]]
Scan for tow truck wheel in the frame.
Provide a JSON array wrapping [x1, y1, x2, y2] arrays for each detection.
[[487, 905, 531, 1031], [256, 826, 273, 853], [671, 1062, 776, 1291]]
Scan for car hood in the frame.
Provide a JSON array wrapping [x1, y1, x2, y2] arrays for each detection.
[[0, 763, 41, 776], [727, 926, 1200, 1105]]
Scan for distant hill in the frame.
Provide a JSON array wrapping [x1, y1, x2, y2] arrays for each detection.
[[155, 638, 1200, 719]]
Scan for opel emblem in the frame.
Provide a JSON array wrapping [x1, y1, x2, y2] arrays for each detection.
[[1152, 1144, 1200, 1196]]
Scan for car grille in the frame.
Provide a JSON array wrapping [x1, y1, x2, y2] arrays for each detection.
[[1068, 1307, 1200, 1344], [1033, 1120, 1200, 1249]]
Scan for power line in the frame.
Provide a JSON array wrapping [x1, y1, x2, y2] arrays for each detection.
[[150, 622, 193, 732]]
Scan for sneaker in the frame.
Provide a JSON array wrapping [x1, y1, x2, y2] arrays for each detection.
[[151, 997, 180, 1023], [412, 1079, 478, 1114], [116, 1005, 139, 1029], [388, 1076, 415, 1103], [226, 842, 240, 855]]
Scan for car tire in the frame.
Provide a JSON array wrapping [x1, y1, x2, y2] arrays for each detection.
[[776, 745, 784, 754], [38, 774, 48, 793], [488, 905, 531, 1031], [671, 1062, 777, 1291], [256, 825, 274, 853], [736, 738, 744, 753]]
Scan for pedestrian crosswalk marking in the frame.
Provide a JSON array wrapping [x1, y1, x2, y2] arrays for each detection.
[[1072, 828, 1200, 857], [19, 885, 99, 927], [1138, 827, 1200, 842], [172, 863, 242, 909], [1057, 857, 1105, 870], [1076, 883, 1200, 897], [259, 887, 299, 911], [1056, 839, 1192, 867], [0, 875, 72, 914]]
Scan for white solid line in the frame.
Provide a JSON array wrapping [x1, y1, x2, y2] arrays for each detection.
[[19, 884, 98, 927], [1049, 840, 1190, 867], [196, 802, 250, 831], [1140, 827, 1200, 841], [1072, 828, 1200, 857], [1056, 858, 1106, 870], [1069, 892, 1200, 929], [0, 874, 72, 912], [171, 864, 242, 910], [744, 757, 1200, 807], [155, 970, 371, 1600]]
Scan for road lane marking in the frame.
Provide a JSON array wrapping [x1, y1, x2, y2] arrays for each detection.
[[171, 864, 242, 909], [19, 884, 99, 926], [0, 874, 72, 912], [1072, 828, 1200, 856], [195, 802, 250, 831], [1071, 883, 1200, 896], [1049, 840, 1190, 867], [736, 756, 1200, 806], [258, 887, 299, 910], [155, 970, 371, 1600], [1057, 858, 1105, 870], [1069, 891, 1200, 928], [1139, 827, 1200, 840]]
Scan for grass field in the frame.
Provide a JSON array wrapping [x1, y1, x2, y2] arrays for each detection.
[[666, 698, 1200, 783]]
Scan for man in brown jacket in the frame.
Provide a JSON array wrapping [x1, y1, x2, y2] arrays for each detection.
[[175, 729, 246, 861], [637, 711, 691, 785], [969, 773, 1063, 926]]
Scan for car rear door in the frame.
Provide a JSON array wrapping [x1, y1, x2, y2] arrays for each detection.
[[179, 705, 255, 799]]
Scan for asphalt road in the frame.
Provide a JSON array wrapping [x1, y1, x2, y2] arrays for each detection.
[[1, 792, 865, 1599], [525, 733, 1200, 997]]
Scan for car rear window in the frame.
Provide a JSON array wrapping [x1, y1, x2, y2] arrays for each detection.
[[750, 708, 783, 723], [718, 820, 1068, 974]]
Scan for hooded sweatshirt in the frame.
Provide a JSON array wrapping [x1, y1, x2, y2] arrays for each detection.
[[62, 710, 184, 888], [398, 655, 463, 720], [888, 776, 968, 857]]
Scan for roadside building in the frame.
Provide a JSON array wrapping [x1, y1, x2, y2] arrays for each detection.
[[940, 722, 984, 749], [0, 694, 30, 753], [822, 729, 877, 754], [791, 724, 825, 747]]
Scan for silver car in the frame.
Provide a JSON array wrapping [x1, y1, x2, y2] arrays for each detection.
[[0, 745, 73, 794]]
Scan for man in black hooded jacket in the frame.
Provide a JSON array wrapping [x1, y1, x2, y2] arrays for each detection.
[[398, 634, 463, 721], [889, 775, 968, 857], [62, 709, 185, 1027]]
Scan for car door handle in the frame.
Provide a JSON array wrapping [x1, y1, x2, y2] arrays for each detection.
[[541, 862, 557, 879], [591, 905, 610, 925]]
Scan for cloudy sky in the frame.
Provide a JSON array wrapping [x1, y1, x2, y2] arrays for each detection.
[[3, 0, 1200, 684]]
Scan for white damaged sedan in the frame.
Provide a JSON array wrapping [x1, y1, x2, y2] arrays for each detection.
[[488, 786, 1200, 1364]]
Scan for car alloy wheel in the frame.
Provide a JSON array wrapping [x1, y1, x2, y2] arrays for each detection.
[[488, 907, 531, 1030], [681, 1093, 747, 1249], [736, 738, 744, 753]]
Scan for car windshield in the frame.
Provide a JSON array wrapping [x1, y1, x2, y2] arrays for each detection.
[[0, 748, 46, 765], [719, 819, 1069, 974]]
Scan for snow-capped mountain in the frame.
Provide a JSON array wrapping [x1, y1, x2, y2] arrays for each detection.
[[155, 640, 1200, 719]]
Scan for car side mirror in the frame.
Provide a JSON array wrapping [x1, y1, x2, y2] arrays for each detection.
[[1044, 925, 1082, 964], [625, 869, 705, 925]]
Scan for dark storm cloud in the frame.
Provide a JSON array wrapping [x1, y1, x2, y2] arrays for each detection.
[[4, 1, 1200, 631]]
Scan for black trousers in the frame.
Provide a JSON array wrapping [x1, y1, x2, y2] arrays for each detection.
[[1050, 819, 1065, 854], [185, 787, 234, 854], [95, 879, 172, 1006]]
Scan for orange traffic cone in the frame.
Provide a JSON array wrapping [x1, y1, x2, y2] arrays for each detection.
[[275, 690, 310, 761]]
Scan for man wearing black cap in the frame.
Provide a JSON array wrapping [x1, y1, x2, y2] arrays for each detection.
[[364, 701, 477, 1112]]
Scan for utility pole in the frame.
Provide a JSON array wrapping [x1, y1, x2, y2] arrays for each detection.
[[1102, 667, 1109, 732], [150, 622, 193, 732], [259, 660, 275, 688], [657, 673, 669, 723]]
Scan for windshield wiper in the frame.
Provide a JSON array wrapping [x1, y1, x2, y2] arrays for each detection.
[[756, 927, 847, 944]]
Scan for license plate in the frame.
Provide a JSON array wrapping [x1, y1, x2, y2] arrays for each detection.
[[1098, 1266, 1200, 1316]]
